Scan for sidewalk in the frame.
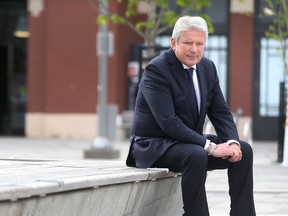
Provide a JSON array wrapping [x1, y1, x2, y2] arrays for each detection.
[[0, 137, 287, 215]]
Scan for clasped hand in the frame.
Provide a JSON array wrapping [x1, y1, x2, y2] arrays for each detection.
[[211, 143, 242, 162]]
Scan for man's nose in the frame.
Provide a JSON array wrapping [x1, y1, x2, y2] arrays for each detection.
[[190, 44, 197, 52]]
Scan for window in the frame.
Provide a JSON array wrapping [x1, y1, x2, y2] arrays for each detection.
[[259, 38, 288, 116]]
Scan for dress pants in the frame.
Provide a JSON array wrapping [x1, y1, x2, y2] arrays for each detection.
[[152, 136, 256, 216]]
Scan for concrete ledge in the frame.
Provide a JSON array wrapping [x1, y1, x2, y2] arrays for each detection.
[[0, 159, 183, 215]]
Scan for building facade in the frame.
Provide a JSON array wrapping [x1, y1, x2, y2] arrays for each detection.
[[0, 0, 284, 141]]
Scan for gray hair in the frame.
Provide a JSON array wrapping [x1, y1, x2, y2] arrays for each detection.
[[171, 16, 209, 42]]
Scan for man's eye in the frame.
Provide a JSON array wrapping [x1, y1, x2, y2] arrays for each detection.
[[184, 42, 192, 46]]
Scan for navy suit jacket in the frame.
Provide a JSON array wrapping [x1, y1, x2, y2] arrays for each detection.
[[126, 48, 239, 168]]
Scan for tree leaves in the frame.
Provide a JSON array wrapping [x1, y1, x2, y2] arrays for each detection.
[[90, 0, 213, 49]]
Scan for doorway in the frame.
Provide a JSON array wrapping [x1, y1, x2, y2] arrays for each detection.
[[253, 0, 287, 141], [0, 0, 28, 135]]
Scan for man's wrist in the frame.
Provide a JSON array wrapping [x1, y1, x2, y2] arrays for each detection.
[[208, 142, 217, 155]]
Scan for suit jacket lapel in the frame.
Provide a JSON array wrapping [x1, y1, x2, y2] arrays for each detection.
[[195, 64, 207, 121]]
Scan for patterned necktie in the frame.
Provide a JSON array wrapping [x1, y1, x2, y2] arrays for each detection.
[[185, 68, 199, 115]]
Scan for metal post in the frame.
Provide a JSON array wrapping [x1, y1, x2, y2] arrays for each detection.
[[283, 82, 288, 166], [93, 23, 109, 148], [278, 82, 286, 162], [283, 97, 288, 166], [84, 0, 119, 159]]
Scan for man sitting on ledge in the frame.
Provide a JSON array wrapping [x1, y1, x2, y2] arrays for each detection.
[[126, 16, 256, 216]]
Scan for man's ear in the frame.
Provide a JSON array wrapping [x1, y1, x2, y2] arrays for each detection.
[[170, 38, 176, 50]]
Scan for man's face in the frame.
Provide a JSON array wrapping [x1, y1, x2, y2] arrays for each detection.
[[171, 30, 206, 68]]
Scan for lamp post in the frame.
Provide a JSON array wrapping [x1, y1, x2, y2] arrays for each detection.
[[84, 0, 119, 159]]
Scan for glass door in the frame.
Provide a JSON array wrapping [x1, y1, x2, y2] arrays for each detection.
[[253, 37, 287, 140]]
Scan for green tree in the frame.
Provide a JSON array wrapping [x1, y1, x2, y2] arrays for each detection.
[[87, 0, 214, 57], [265, 0, 288, 75]]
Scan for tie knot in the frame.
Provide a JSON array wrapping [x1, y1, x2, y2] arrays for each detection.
[[185, 68, 194, 80]]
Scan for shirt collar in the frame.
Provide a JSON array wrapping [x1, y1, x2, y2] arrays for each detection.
[[182, 64, 197, 70]]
